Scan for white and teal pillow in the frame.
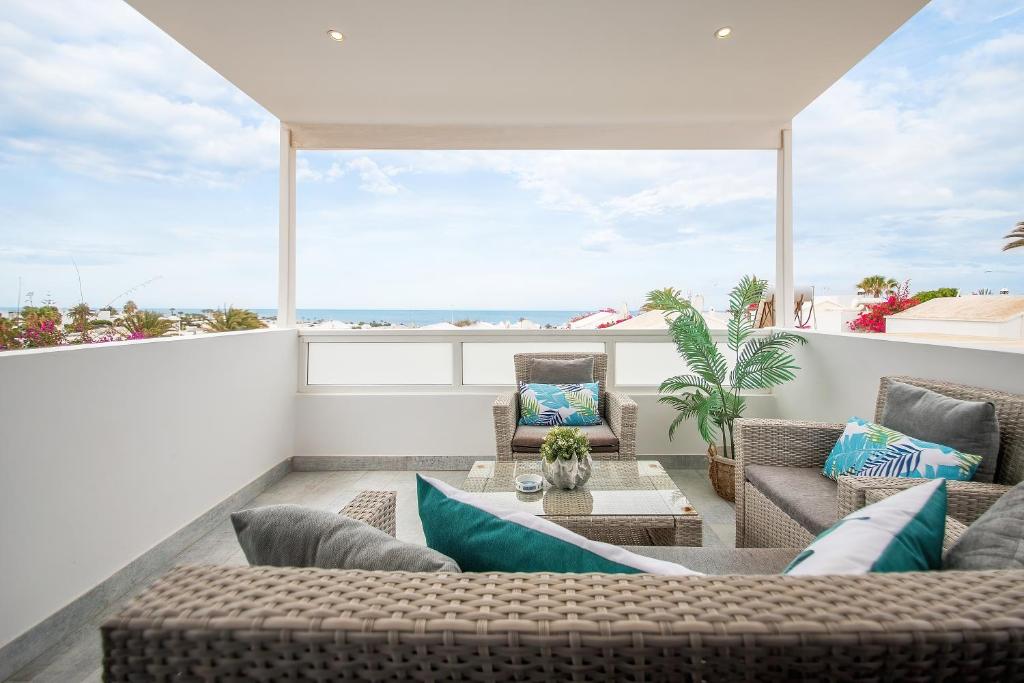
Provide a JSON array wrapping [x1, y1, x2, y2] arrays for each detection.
[[519, 382, 601, 426], [417, 475, 698, 575], [823, 417, 982, 482], [784, 478, 946, 575]]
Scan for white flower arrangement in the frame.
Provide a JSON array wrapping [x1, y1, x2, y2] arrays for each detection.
[[540, 426, 590, 463]]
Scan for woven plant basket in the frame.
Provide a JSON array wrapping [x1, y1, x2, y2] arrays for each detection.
[[707, 445, 736, 502]]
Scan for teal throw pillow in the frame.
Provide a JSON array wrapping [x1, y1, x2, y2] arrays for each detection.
[[416, 475, 697, 575], [823, 417, 982, 481], [519, 382, 600, 426], [784, 478, 947, 575]]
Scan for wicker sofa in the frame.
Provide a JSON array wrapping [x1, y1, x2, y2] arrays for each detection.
[[493, 352, 638, 461], [735, 376, 1024, 549], [103, 489, 1024, 682]]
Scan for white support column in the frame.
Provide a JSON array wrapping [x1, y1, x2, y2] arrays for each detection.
[[278, 123, 297, 328], [775, 126, 794, 328]]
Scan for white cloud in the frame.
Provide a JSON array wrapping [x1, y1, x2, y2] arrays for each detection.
[[0, 0, 277, 186], [345, 157, 401, 195]]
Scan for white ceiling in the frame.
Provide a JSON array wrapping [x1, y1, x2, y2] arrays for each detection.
[[125, 0, 927, 149]]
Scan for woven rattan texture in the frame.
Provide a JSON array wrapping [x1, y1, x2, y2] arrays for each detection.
[[733, 419, 843, 547], [339, 490, 397, 537], [493, 353, 638, 461], [103, 563, 1024, 682]]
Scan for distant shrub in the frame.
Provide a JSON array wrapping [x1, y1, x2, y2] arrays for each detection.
[[913, 287, 958, 303]]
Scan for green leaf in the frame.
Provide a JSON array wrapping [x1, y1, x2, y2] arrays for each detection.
[[564, 389, 598, 417], [667, 307, 728, 386], [731, 331, 807, 389], [726, 275, 766, 352], [644, 287, 687, 311], [520, 392, 541, 421], [658, 374, 713, 395]]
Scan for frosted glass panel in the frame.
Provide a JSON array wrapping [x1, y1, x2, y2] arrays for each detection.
[[307, 342, 452, 385], [462, 342, 605, 385], [615, 342, 734, 386]]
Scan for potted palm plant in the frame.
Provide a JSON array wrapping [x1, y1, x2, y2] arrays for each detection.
[[645, 275, 806, 501]]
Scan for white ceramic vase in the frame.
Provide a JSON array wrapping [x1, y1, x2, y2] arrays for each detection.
[[542, 453, 593, 490]]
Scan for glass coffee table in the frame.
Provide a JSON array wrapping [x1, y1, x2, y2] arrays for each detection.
[[461, 460, 702, 546]]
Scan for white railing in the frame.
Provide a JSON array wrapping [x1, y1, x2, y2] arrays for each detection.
[[298, 328, 735, 393]]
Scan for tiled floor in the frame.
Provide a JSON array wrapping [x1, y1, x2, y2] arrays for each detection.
[[7, 466, 733, 682]]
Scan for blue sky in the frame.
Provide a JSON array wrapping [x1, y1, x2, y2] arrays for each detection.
[[1, 0, 1022, 310]]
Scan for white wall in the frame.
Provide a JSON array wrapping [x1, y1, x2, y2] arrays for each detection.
[[0, 330, 297, 650], [295, 391, 777, 457], [774, 330, 1024, 423], [885, 316, 1024, 339]]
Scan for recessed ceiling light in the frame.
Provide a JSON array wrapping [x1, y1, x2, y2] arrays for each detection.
[[327, 29, 344, 43], [715, 26, 732, 39]]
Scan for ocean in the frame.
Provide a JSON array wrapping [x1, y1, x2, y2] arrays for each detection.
[[0, 306, 633, 327], [161, 308, 593, 327]]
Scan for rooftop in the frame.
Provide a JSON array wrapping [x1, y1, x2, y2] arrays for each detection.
[[889, 295, 1024, 322]]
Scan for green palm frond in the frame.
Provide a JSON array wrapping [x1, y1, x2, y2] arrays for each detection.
[[643, 287, 686, 311], [659, 374, 714, 395], [668, 307, 728, 386], [731, 331, 807, 389], [726, 275, 766, 352], [1003, 221, 1024, 251], [520, 392, 541, 421], [865, 423, 903, 446], [694, 395, 716, 444], [954, 451, 984, 475], [659, 393, 707, 440], [564, 389, 598, 418]]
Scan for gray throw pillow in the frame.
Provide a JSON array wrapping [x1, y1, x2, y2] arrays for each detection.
[[231, 504, 460, 572], [529, 357, 595, 384], [944, 481, 1024, 570], [881, 381, 1000, 482]]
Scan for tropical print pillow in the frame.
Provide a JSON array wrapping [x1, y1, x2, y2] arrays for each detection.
[[823, 417, 982, 482], [518, 382, 601, 426]]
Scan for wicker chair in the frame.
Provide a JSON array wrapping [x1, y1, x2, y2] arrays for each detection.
[[103, 490, 1024, 682], [493, 352, 638, 460], [735, 376, 1024, 549]]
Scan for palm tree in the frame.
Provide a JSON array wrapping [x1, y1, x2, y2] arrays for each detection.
[[122, 300, 138, 315], [857, 275, 899, 298], [641, 287, 683, 311], [645, 275, 806, 459], [68, 303, 92, 333], [121, 310, 173, 338], [202, 307, 267, 332], [1004, 221, 1024, 251]]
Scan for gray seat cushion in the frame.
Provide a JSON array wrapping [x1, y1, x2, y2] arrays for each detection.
[[944, 481, 1024, 570], [881, 380, 1000, 483], [512, 424, 619, 453], [528, 357, 595, 384], [232, 504, 460, 572], [625, 546, 801, 575], [745, 465, 838, 535]]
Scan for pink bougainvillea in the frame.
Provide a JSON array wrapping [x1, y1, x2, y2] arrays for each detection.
[[849, 281, 919, 333]]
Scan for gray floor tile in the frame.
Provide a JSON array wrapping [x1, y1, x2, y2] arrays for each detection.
[[8, 464, 736, 681]]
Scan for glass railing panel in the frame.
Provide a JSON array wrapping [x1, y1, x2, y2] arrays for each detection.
[[306, 341, 453, 385], [462, 342, 605, 385]]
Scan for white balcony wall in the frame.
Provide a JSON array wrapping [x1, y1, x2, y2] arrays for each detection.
[[0, 330, 297, 652], [295, 330, 778, 458], [773, 330, 1024, 422]]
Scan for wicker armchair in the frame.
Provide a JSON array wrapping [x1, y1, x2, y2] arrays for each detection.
[[104, 490, 1024, 682], [493, 352, 638, 460], [736, 376, 1024, 548]]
